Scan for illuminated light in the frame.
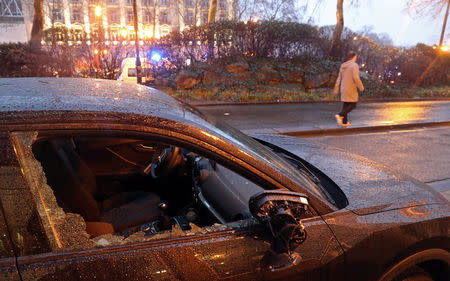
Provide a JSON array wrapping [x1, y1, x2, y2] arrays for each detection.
[[131, 41, 135, 45], [398, 72, 402, 76], [103, 49, 108, 55], [300, 197, 308, 205], [379, 80, 383, 82], [40, 40, 45, 45], [139, 40, 144, 45], [122, 41, 128, 45], [87, 41, 91, 45], [150, 51, 162, 62], [77, 40, 81, 44], [120, 28, 128, 38], [114, 97, 119, 101], [95, 5, 102, 17], [353, 36, 358, 41], [94, 49, 99, 54], [251, 16, 259, 23], [186, 58, 191, 66], [105, 41, 110, 45], [113, 40, 118, 45], [440, 45, 449, 52], [365, 70, 368, 73], [57, 41, 63, 45], [68, 41, 73, 46], [361, 63, 365, 67], [390, 80, 395, 84], [432, 45, 437, 49], [372, 75, 375, 77], [244, 20, 248, 24], [144, 28, 152, 38]]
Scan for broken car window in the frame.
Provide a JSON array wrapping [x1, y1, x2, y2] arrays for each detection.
[[12, 132, 263, 251]]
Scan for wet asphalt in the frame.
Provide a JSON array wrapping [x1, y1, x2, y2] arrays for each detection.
[[197, 100, 450, 135], [197, 100, 450, 200]]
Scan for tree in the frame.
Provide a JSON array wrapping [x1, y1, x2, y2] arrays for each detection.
[[208, 0, 217, 22], [328, 0, 360, 57], [406, 0, 450, 46], [30, 0, 44, 49]]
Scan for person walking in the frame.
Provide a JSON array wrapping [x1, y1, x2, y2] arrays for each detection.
[[334, 51, 364, 127]]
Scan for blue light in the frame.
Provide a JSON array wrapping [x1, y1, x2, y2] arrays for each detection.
[[150, 51, 162, 63]]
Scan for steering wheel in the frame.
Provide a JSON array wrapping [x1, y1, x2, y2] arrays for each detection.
[[149, 145, 182, 179]]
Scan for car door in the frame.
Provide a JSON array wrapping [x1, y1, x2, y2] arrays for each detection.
[[7, 130, 344, 281]]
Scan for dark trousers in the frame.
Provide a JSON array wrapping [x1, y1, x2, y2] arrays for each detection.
[[339, 102, 357, 124]]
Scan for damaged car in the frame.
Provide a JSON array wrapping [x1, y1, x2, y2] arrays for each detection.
[[0, 78, 448, 281]]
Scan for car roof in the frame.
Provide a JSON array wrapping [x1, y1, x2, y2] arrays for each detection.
[[0, 77, 206, 125]]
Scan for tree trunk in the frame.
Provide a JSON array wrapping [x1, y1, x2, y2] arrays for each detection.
[[439, 0, 450, 46], [330, 0, 344, 57], [30, 0, 44, 49], [132, 0, 142, 83], [208, 0, 217, 23]]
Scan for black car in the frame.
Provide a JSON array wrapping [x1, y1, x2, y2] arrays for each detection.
[[0, 78, 448, 281]]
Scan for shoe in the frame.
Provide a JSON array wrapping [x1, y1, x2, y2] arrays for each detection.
[[335, 114, 343, 126], [341, 122, 352, 127]]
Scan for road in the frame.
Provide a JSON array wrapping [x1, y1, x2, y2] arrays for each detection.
[[198, 100, 450, 135], [197, 101, 450, 200], [305, 126, 450, 200]]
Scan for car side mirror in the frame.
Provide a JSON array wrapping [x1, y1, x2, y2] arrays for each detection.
[[249, 190, 309, 271]]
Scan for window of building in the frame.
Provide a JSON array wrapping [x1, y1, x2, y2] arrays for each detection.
[[143, 11, 153, 24], [219, 12, 227, 21], [52, 9, 64, 22], [72, 30, 83, 41], [127, 9, 133, 23], [159, 10, 169, 25], [219, 0, 227, 10], [185, 10, 194, 25], [70, 0, 81, 4], [185, 0, 194, 8], [202, 11, 208, 24], [160, 0, 168, 7], [107, 0, 118, 5], [109, 9, 119, 23], [71, 8, 82, 23], [109, 30, 119, 41], [142, 0, 153, 7], [126, 0, 133, 6], [201, 0, 209, 9]]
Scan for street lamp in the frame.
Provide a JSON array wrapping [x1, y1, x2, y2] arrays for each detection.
[[95, 5, 102, 17]]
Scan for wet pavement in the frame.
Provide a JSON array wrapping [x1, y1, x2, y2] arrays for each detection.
[[197, 101, 450, 200], [197, 101, 450, 135]]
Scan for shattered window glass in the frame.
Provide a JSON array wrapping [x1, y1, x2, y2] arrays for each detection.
[[11, 132, 261, 251]]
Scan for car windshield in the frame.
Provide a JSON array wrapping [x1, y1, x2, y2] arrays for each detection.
[[202, 115, 329, 201]]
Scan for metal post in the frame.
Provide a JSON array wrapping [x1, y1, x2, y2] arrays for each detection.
[[132, 0, 142, 84]]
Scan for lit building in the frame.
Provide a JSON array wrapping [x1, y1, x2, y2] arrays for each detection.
[[0, 0, 235, 42]]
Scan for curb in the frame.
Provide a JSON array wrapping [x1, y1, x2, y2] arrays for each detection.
[[278, 121, 450, 137], [190, 98, 450, 107]]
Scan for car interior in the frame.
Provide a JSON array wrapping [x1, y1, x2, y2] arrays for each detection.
[[32, 136, 264, 238]]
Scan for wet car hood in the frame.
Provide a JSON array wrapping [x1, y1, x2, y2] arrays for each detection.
[[253, 134, 447, 215]]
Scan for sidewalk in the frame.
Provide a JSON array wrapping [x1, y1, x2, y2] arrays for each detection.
[[196, 100, 450, 136]]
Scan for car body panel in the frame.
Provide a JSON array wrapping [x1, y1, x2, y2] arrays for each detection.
[[253, 134, 448, 214]]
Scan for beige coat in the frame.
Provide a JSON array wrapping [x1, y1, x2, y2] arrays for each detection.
[[334, 60, 364, 102]]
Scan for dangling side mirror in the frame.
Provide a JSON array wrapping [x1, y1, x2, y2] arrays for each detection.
[[249, 190, 309, 271]]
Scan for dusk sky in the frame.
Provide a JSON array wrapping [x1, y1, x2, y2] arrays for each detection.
[[306, 0, 449, 47]]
